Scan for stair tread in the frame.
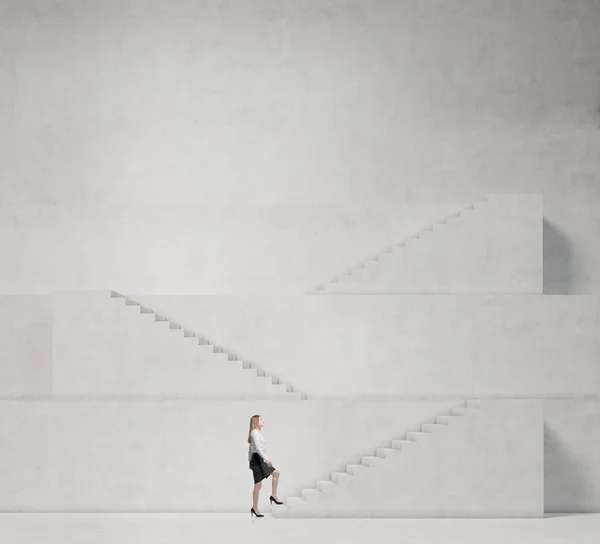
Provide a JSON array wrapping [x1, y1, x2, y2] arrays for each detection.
[[287, 497, 307, 506]]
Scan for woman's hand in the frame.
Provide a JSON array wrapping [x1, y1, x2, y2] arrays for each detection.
[[266, 460, 273, 467]]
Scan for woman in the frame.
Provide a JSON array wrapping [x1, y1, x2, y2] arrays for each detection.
[[248, 414, 282, 517]]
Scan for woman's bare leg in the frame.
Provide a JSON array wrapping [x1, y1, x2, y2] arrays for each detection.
[[253, 481, 262, 512], [272, 470, 280, 501]]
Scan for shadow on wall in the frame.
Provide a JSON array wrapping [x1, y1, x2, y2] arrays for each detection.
[[544, 426, 589, 513], [543, 219, 573, 294]]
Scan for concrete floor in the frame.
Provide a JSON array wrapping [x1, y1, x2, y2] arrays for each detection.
[[0, 514, 598, 544]]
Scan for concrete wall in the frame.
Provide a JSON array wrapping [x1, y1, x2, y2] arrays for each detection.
[[1, 0, 600, 514], [0, 398, 546, 516], [0, 0, 599, 294], [0, 399, 458, 512], [0, 398, 595, 513], [0, 296, 52, 396], [1, 293, 599, 511], [133, 294, 600, 399]]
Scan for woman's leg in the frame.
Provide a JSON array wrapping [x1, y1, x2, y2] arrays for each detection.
[[271, 470, 280, 500], [253, 481, 262, 512]]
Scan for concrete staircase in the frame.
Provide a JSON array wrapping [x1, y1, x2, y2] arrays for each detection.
[[108, 291, 303, 399], [313, 194, 542, 294], [272, 399, 543, 518]]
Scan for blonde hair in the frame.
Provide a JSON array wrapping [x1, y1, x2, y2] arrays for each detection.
[[248, 415, 261, 444]]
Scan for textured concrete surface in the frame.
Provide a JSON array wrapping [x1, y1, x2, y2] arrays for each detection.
[[0, 296, 52, 396], [134, 294, 600, 399], [0, 399, 466, 511], [0, 1, 599, 295], [0, 514, 598, 544]]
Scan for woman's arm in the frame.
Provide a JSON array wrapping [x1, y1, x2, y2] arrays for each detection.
[[251, 430, 270, 464]]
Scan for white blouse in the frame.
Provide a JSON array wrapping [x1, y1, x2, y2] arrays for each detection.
[[248, 429, 269, 463]]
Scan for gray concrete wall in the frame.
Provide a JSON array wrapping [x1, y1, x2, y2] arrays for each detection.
[[0, 296, 52, 396], [134, 294, 600, 399], [1, 0, 599, 514], [1, 292, 599, 511], [0, 399, 457, 512], [0, 0, 599, 294], [0, 399, 544, 515]]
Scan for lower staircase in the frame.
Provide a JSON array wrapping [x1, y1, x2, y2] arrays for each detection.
[[273, 399, 543, 518]]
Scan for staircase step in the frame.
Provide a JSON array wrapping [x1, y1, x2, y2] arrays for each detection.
[[211, 353, 233, 363], [287, 497, 307, 509], [300, 488, 322, 501], [361, 455, 385, 467], [217, 360, 244, 370], [316, 480, 336, 493], [391, 440, 418, 450], [436, 415, 464, 424], [451, 407, 477, 416], [268, 383, 288, 395], [271, 504, 290, 517], [376, 447, 402, 458], [197, 345, 216, 356], [346, 464, 369, 475], [331, 472, 353, 484], [243, 368, 259, 378], [406, 431, 432, 441], [421, 423, 444, 433]]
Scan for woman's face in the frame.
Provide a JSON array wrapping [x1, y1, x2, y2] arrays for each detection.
[[259, 417, 264, 427]]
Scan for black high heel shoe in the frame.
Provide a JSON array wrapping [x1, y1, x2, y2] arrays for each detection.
[[270, 496, 283, 505], [250, 508, 264, 518]]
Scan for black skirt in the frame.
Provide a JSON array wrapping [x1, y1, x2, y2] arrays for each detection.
[[249, 453, 275, 484]]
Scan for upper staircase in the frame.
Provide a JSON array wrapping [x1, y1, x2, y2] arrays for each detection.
[[312, 195, 542, 294]]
